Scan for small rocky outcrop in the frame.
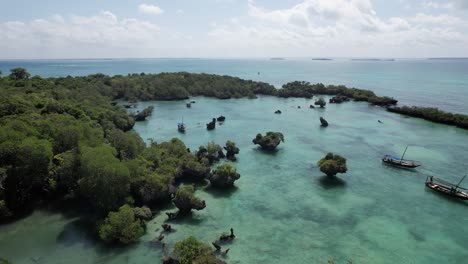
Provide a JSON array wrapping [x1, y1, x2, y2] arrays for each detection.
[[134, 106, 154, 121], [217, 116, 226, 122], [196, 142, 224, 165], [309, 105, 315, 109], [320, 117, 329, 127], [252, 132, 284, 151], [207, 118, 216, 130], [173, 185, 206, 214], [274, 110, 282, 114], [314, 98, 326, 108], [162, 224, 172, 231], [317, 153, 347, 177], [209, 164, 241, 188], [329, 95, 350, 104], [224, 140, 239, 161]]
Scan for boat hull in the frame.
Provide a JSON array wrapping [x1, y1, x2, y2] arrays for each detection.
[[382, 159, 421, 168], [425, 182, 468, 200]]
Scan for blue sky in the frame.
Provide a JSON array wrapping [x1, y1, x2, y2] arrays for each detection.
[[0, 0, 467, 58]]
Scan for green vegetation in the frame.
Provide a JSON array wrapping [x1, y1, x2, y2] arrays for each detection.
[[98, 204, 145, 244], [253, 132, 285, 151], [0, 69, 215, 244], [9, 68, 31, 80], [210, 164, 241, 188], [0, 258, 12, 264], [387, 106, 468, 129], [317, 153, 348, 177], [167, 236, 221, 264], [196, 142, 224, 165], [173, 185, 206, 214], [315, 97, 326, 108], [279, 81, 397, 106], [224, 140, 240, 161]]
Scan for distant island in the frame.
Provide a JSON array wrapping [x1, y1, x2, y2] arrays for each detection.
[[427, 58, 468, 60], [270, 57, 285, 60], [351, 58, 395, 61], [312, 58, 333, 61]]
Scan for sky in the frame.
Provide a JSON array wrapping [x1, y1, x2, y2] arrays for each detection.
[[0, 0, 467, 59]]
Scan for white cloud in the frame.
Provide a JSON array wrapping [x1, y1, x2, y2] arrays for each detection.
[[410, 13, 462, 25], [138, 3, 164, 15], [207, 0, 467, 57], [0, 11, 164, 58], [422, 1, 453, 9]]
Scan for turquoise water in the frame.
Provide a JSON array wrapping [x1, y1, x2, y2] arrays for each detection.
[[1, 58, 467, 114], [1, 96, 467, 263]]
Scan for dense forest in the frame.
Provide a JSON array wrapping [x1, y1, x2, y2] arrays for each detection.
[[387, 106, 468, 129]]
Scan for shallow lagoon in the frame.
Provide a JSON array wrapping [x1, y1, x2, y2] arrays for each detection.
[[1, 96, 467, 263]]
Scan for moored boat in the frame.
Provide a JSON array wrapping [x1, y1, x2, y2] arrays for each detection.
[[178, 118, 186, 132], [382, 146, 421, 168], [425, 175, 468, 200]]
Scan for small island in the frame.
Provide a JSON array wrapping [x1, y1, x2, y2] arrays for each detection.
[[253, 132, 285, 151]]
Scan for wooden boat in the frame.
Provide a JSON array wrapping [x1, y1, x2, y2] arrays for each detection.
[[425, 175, 468, 200], [382, 146, 421, 168], [178, 118, 186, 132]]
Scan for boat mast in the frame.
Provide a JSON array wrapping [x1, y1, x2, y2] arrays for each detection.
[[400, 146, 408, 163], [455, 175, 467, 190]]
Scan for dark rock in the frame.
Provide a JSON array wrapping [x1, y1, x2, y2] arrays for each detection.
[[320, 117, 329, 127], [212, 242, 221, 251], [329, 95, 350, 104], [309, 105, 315, 109], [134, 106, 154, 121], [314, 98, 326, 108], [207, 118, 216, 130], [162, 224, 172, 231], [209, 164, 240, 188], [274, 110, 282, 114], [224, 140, 239, 161], [252, 132, 284, 151], [217, 116, 226, 122]]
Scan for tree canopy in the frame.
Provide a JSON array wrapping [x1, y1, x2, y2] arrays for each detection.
[[98, 204, 145, 244], [317, 153, 348, 177]]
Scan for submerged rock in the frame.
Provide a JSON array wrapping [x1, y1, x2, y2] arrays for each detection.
[[274, 110, 282, 114], [217, 115, 226, 122]]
